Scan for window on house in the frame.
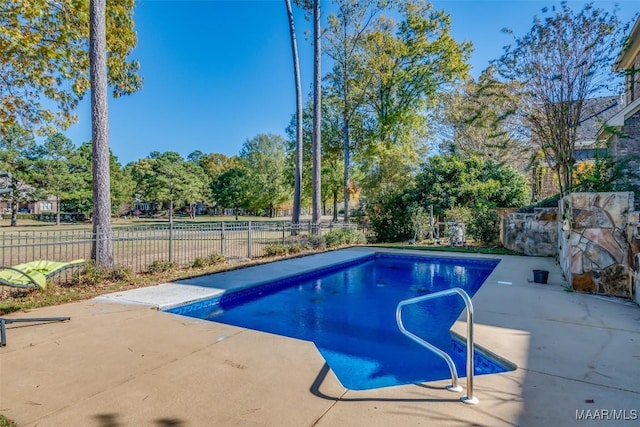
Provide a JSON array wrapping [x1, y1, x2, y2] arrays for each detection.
[[39, 202, 52, 212]]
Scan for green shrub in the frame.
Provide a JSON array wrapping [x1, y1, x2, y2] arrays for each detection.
[[367, 191, 414, 242], [264, 244, 290, 257], [307, 234, 326, 249], [323, 229, 366, 248], [467, 207, 500, 246], [191, 257, 208, 268], [107, 265, 133, 282], [148, 260, 176, 273], [73, 261, 132, 285], [191, 253, 225, 268], [207, 253, 225, 264], [75, 261, 105, 286], [287, 243, 305, 254]]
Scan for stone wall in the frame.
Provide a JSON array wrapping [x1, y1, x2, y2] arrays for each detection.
[[501, 208, 558, 256], [611, 110, 640, 200], [561, 192, 634, 298], [627, 211, 640, 305]]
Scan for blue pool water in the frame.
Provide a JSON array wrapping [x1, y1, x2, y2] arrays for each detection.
[[167, 253, 514, 390]]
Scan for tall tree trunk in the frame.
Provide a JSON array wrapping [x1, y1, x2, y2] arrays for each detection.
[[343, 117, 350, 223], [285, 0, 303, 234], [90, 0, 114, 268], [56, 195, 61, 226], [10, 203, 17, 227], [311, 0, 322, 234], [332, 190, 338, 222]]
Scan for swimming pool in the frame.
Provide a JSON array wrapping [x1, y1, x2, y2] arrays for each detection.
[[167, 253, 514, 390]]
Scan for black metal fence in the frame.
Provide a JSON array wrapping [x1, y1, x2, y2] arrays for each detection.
[[0, 221, 369, 274]]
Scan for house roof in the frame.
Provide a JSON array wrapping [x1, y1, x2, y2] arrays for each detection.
[[575, 96, 622, 147], [614, 16, 640, 71]]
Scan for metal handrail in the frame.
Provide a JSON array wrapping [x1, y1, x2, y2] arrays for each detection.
[[396, 287, 478, 405]]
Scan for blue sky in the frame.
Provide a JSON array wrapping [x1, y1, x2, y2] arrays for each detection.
[[63, 0, 639, 165]]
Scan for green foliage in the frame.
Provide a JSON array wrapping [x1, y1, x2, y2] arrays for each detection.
[[443, 206, 472, 223], [128, 151, 210, 218], [61, 141, 132, 218], [211, 167, 250, 214], [439, 66, 528, 164], [367, 190, 414, 242], [0, 414, 16, 427], [307, 234, 326, 249], [354, 0, 471, 199], [0, 0, 141, 134], [264, 245, 289, 257], [240, 134, 290, 216], [147, 260, 177, 274], [572, 139, 640, 196], [415, 154, 530, 217], [410, 205, 431, 242], [192, 253, 226, 268], [73, 261, 132, 286], [32, 133, 80, 224], [518, 194, 561, 213], [466, 207, 501, 246], [0, 126, 39, 225], [323, 228, 366, 248], [264, 243, 306, 257]]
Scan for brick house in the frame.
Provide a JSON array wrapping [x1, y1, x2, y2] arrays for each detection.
[[598, 16, 640, 198]]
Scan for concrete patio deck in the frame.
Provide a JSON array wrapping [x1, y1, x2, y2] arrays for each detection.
[[1, 248, 638, 426]]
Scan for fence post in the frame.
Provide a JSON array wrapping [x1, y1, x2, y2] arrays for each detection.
[[168, 220, 174, 264], [247, 221, 252, 259], [221, 222, 225, 256]]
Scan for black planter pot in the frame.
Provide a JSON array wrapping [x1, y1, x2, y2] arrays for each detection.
[[532, 269, 549, 284]]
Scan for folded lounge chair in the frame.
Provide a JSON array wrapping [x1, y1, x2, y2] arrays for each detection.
[[0, 259, 85, 346]]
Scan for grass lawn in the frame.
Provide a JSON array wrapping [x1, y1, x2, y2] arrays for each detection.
[[0, 215, 333, 232], [374, 243, 523, 256]]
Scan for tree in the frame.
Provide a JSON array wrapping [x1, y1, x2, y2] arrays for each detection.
[[90, 0, 113, 267], [63, 142, 133, 219], [200, 153, 244, 182], [438, 66, 530, 166], [286, 96, 346, 221], [212, 168, 250, 219], [311, 0, 322, 231], [33, 133, 78, 225], [0, 0, 141, 135], [0, 126, 38, 226], [240, 134, 290, 217], [356, 0, 471, 199], [130, 152, 208, 221], [495, 2, 627, 196], [285, 0, 304, 230], [324, 0, 387, 222]]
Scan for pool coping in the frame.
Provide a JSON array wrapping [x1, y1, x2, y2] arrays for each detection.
[[95, 247, 501, 311]]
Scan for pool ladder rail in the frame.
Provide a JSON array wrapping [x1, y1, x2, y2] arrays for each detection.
[[395, 287, 478, 405]]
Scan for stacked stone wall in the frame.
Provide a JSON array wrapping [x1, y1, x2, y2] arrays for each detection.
[[501, 208, 558, 256], [562, 192, 634, 298]]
